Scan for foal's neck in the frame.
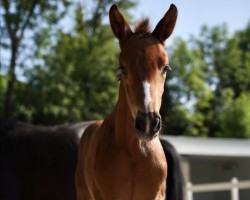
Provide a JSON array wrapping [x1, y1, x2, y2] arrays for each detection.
[[108, 82, 148, 155]]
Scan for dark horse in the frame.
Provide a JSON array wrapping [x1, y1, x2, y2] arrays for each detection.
[[0, 121, 90, 200], [0, 121, 183, 200], [76, 4, 183, 200]]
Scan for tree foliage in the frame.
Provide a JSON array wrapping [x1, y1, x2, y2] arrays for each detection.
[[0, 0, 70, 119], [4, 0, 136, 124], [161, 22, 250, 137], [219, 92, 250, 138]]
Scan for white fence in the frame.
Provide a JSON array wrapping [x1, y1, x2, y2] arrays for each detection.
[[186, 178, 250, 200]]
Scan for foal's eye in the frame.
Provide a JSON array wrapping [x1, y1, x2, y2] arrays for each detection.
[[117, 65, 127, 80], [162, 64, 172, 75]]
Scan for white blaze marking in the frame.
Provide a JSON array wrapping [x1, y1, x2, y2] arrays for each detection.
[[143, 81, 152, 112]]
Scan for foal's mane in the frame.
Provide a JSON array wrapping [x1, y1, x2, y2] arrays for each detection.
[[134, 18, 151, 37]]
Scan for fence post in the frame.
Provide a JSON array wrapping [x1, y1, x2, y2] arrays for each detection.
[[186, 182, 193, 200], [231, 177, 239, 200]]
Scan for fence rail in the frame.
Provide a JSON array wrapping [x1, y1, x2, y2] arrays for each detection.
[[186, 178, 250, 200]]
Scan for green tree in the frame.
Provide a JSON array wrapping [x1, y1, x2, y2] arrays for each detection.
[[219, 92, 250, 138], [162, 22, 250, 138], [14, 1, 136, 124], [0, 0, 70, 120]]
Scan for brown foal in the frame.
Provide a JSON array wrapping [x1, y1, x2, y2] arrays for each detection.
[[76, 4, 178, 200]]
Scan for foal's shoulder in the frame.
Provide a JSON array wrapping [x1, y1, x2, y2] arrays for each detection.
[[87, 120, 103, 131], [83, 120, 103, 137], [79, 120, 103, 149]]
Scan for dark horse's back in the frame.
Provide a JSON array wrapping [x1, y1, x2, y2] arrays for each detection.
[[160, 138, 185, 200], [0, 121, 90, 200]]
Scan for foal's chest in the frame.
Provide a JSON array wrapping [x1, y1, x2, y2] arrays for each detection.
[[94, 146, 167, 200]]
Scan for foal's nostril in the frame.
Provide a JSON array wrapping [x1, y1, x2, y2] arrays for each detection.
[[152, 117, 161, 133], [135, 114, 146, 133], [135, 112, 161, 137]]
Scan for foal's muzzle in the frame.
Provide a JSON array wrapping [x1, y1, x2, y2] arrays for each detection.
[[134, 111, 161, 140]]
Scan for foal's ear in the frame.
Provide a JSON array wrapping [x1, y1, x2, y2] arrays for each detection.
[[109, 4, 133, 41], [152, 4, 178, 44]]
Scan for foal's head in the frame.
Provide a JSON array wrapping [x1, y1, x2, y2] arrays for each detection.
[[109, 4, 177, 140]]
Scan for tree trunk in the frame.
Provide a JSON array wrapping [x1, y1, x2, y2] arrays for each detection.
[[4, 43, 18, 120]]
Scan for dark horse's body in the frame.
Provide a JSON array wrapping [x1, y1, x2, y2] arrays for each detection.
[[0, 121, 90, 200], [0, 122, 184, 200]]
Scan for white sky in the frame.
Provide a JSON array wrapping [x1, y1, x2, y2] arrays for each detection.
[[132, 0, 250, 43]]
